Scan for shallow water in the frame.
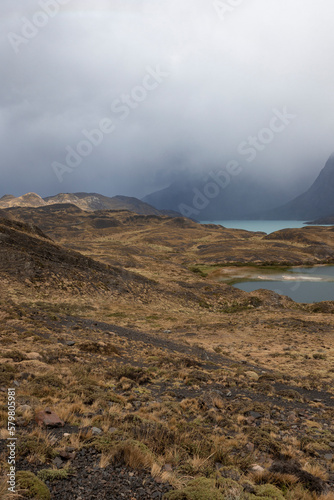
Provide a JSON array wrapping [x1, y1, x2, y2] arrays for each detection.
[[200, 220, 310, 233], [233, 266, 334, 303]]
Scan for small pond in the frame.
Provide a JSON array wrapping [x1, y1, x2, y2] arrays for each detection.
[[233, 266, 334, 303]]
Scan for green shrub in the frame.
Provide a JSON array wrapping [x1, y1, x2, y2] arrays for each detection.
[[37, 467, 73, 482], [164, 478, 225, 499], [17, 471, 50, 499]]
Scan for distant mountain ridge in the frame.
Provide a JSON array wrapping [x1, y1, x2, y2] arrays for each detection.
[[143, 154, 334, 221], [306, 215, 334, 225], [142, 171, 297, 221], [0, 192, 46, 208], [3, 154, 334, 221], [258, 154, 334, 220], [0, 192, 182, 218]]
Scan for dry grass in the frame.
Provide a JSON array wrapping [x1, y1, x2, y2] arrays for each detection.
[[303, 463, 329, 482], [0, 476, 21, 499], [1, 213, 334, 498]]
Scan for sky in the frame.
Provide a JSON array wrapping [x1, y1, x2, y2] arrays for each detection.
[[1, 0, 334, 199]]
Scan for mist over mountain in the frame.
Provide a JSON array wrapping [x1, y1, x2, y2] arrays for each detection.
[[258, 154, 334, 220], [142, 169, 303, 221], [3, 154, 333, 223], [2, 1, 334, 198]]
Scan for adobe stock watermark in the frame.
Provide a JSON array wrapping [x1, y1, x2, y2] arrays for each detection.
[[7, 388, 17, 494], [213, 0, 244, 21], [178, 107, 296, 218], [52, 65, 169, 182], [8, 0, 72, 55]]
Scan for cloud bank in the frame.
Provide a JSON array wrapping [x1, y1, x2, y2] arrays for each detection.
[[1, 0, 334, 198]]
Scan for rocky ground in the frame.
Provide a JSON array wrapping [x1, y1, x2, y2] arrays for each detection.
[[0, 210, 334, 499]]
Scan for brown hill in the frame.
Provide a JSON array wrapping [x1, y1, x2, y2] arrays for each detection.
[[0, 217, 152, 295], [4, 205, 334, 271], [0, 192, 46, 208], [43, 193, 165, 215], [0, 213, 250, 313], [0, 191, 184, 217]]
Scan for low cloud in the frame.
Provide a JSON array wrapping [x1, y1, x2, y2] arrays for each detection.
[[1, 0, 333, 198]]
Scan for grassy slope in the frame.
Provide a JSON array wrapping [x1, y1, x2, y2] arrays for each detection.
[[1, 212, 334, 499]]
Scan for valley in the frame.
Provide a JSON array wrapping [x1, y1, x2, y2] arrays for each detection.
[[1, 206, 334, 499]]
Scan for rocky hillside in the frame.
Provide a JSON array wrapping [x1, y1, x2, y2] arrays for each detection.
[[0, 217, 153, 295], [1, 211, 334, 499], [3, 205, 334, 268]]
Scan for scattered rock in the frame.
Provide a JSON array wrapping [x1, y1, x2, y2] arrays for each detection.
[[251, 464, 265, 473], [58, 448, 76, 460], [52, 457, 64, 469], [324, 454, 333, 461], [35, 409, 64, 428], [245, 371, 260, 381], [91, 427, 103, 435], [49, 446, 173, 498], [66, 341, 76, 346], [248, 411, 262, 420]]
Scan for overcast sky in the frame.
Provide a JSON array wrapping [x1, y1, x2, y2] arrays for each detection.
[[1, 0, 334, 198]]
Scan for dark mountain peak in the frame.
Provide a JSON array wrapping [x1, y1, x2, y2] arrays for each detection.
[[259, 154, 334, 220], [313, 153, 334, 186]]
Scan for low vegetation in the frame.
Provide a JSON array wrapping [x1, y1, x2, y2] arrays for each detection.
[[0, 211, 334, 498]]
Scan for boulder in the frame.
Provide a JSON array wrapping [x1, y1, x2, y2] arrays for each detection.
[[35, 409, 64, 428]]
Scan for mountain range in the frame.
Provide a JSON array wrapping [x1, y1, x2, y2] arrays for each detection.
[[2, 154, 334, 222], [0, 192, 180, 218], [142, 170, 293, 220], [143, 154, 334, 221], [1, 183, 334, 498]]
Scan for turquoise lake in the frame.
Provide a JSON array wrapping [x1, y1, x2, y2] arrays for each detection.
[[233, 266, 334, 303], [199, 221, 334, 303], [200, 220, 309, 233]]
